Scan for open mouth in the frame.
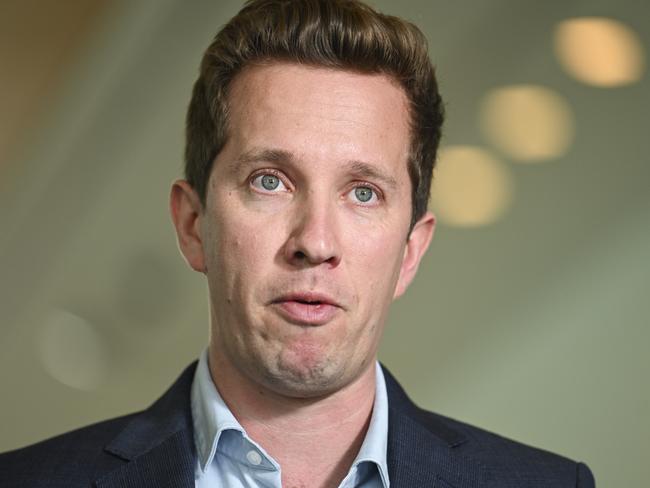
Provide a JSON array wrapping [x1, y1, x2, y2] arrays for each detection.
[[294, 299, 323, 305], [272, 293, 341, 325]]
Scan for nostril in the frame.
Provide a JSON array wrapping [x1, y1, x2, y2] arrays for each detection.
[[286, 234, 340, 267]]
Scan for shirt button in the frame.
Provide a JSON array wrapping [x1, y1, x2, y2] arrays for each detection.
[[246, 449, 263, 466]]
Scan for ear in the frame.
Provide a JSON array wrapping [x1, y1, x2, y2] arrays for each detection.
[[169, 179, 206, 273], [393, 211, 436, 299]]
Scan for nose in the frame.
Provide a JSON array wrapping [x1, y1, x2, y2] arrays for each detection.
[[283, 195, 341, 268]]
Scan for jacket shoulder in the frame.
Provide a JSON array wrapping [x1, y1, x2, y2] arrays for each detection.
[[419, 407, 595, 487], [0, 412, 140, 487], [382, 365, 594, 487], [0, 362, 198, 487]]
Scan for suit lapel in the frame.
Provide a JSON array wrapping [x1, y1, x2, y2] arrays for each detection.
[[93, 360, 488, 487], [95, 362, 199, 488], [95, 430, 194, 488], [383, 366, 488, 488]]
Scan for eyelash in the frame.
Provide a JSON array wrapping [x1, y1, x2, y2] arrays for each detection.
[[249, 170, 291, 193], [248, 170, 383, 205], [348, 183, 382, 206]]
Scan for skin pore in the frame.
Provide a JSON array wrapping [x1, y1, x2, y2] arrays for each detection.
[[170, 62, 435, 487]]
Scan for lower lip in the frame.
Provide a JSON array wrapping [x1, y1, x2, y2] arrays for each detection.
[[273, 301, 340, 325]]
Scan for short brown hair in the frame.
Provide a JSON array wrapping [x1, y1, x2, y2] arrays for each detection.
[[185, 0, 444, 230]]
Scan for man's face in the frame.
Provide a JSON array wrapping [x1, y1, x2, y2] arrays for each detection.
[[178, 63, 433, 398]]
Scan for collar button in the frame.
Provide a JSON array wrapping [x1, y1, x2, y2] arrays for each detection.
[[246, 449, 263, 466]]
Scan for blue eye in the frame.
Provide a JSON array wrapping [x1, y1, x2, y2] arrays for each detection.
[[261, 174, 279, 190], [354, 186, 374, 203], [251, 173, 288, 192], [350, 185, 378, 204]]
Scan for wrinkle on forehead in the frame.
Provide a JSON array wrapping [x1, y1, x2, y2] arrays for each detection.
[[225, 62, 412, 171]]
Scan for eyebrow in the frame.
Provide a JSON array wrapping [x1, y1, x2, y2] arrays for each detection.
[[230, 147, 399, 191], [233, 148, 293, 168], [346, 160, 399, 192]]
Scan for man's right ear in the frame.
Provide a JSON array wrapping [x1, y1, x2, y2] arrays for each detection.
[[169, 179, 206, 273]]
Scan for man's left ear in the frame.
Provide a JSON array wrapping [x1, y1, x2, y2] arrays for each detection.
[[394, 211, 436, 299]]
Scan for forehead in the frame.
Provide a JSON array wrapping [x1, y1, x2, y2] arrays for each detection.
[[223, 62, 412, 177]]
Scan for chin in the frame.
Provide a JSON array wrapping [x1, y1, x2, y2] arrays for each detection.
[[263, 352, 347, 398]]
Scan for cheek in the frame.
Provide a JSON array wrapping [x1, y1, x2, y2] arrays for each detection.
[[216, 213, 280, 279], [343, 224, 407, 303], [345, 214, 406, 264], [216, 224, 249, 272]]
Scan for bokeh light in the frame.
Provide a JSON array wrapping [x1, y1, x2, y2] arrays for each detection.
[[479, 84, 575, 163], [36, 309, 109, 391], [430, 145, 514, 228], [554, 17, 645, 87]]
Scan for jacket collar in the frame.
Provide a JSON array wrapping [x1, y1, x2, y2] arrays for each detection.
[[95, 361, 487, 488], [382, 366, 488, 488], [95, 362, 198, 488]]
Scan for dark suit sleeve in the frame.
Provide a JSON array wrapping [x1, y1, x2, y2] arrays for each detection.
[[577, 462, 595, 488]]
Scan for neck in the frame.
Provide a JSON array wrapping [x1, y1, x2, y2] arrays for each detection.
[[207, 347, 377, 488]]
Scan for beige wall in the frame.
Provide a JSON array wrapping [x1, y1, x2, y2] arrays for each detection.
[[1, 1, 648, 486]]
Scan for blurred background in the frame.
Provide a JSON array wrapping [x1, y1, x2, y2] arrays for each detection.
[[0, 0, 648, 485]]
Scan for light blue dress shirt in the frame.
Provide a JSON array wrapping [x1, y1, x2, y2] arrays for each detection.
[[191, 349, 390, 487]]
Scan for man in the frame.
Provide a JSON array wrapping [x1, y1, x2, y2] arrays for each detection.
[[0, 0, 594, 487]]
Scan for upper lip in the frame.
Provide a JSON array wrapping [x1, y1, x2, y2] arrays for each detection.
[[273, 292, 342, 309]]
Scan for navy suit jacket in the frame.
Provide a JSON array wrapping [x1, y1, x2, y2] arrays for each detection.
[[0, 362, 594, 487]]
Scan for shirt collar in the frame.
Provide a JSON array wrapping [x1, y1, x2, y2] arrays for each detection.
[[191, 348, 245, 472], [354, 361, 390, 487], [191, 348, 390, 486]]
